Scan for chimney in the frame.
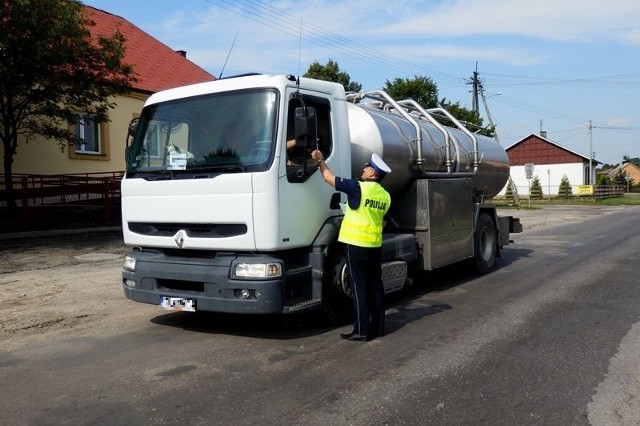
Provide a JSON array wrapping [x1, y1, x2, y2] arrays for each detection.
[[540, 130, 547, 138], [175, 50, 187, 58]]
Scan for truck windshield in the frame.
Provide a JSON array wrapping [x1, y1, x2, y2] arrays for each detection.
[[127, 89, 279, 176]]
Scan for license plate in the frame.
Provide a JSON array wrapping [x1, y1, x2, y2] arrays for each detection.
[[160, 296, 196, 312]]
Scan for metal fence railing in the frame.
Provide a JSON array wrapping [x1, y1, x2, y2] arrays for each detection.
[[0, 172, 124, 230]]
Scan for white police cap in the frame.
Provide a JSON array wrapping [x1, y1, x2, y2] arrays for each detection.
[[368, 153, 391, 175]]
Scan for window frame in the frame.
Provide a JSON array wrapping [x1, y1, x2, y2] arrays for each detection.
[[285, 92, 333, 183], [69, 113, 110, 161]]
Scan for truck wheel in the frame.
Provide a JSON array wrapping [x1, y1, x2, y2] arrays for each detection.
[[473, 213, 496, 274], [322, 251, 354, 324]]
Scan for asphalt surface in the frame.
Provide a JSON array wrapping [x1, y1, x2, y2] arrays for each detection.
[[2, 204, 639, 425]]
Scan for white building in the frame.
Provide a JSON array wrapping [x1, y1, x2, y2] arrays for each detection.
[[499, 132, 597, 197]]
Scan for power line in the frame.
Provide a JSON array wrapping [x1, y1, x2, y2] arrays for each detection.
[[205, 0, 467, 88], [491, 94, 587, 126], [481, 71, 640, 87], [204, 0, 640, 154]]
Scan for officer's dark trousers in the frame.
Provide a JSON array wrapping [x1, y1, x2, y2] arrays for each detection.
[[346, 244, 385, 338]]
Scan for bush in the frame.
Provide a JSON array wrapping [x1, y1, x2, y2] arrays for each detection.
[[558, 175, 573, 199], [505, 179, 515, 201], [597, 174, 611, 185], [530, 176, 543, 200]]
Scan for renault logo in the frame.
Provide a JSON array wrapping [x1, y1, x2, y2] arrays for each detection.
[[174, 230, 186, 248]]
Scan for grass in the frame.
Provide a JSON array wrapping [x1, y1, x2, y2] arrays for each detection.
[[596, 196, 640, 206], [494, 195, 640, 208]]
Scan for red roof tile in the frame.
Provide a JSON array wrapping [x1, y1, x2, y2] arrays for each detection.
[[85, 6, 214, 93]]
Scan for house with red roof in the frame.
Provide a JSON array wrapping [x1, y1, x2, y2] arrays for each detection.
[[499, 132, 598, 196], [9, 5, 214, 176]]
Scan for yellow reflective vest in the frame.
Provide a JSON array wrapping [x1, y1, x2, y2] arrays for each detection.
[[338, 181, 391, 248]]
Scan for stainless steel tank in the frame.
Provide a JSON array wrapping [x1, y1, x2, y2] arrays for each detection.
[[346, 102, 510, 199]]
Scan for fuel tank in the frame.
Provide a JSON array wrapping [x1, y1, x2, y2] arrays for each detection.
[[346, 102, 510, 199]]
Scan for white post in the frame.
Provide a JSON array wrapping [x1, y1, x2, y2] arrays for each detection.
[[589, 120, 593, 185]]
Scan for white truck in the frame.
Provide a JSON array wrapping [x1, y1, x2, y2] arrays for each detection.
[[121, 74, 521, 322]]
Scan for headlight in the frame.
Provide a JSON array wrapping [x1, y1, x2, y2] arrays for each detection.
[[233, 262, 282, 279], [123, 255, 137, 271]]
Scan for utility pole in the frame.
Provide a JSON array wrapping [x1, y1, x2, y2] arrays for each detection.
[[471, 62, 479, 115], [589, 120, 593, 185], [470, 65, 502, 145]]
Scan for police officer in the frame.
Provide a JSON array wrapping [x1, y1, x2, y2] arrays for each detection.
[[311, 149, 391, 341]]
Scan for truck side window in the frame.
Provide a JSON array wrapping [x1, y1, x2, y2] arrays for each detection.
[[286, 95, 332, 183]]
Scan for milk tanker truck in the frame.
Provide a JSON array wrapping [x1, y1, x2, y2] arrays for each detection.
[[121, 74, 522, 322]]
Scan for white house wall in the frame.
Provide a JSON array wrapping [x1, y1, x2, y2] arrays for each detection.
[[498, 162, 586, 196]]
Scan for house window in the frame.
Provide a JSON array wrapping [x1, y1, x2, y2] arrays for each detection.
[[74, 114, 101, 154]]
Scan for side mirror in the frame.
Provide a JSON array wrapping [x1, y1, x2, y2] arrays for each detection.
[[128, 118, 139, 137], [294, 106, 316, 142], [125, 118, 139, 163]]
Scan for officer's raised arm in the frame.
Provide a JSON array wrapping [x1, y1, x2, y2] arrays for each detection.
[[311, 149, 336, 187]]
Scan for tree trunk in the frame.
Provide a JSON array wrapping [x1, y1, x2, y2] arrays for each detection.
[[2, 134, 18, 213]]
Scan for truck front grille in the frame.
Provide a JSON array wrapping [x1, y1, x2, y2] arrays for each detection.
[[128, 222, 247, 238]]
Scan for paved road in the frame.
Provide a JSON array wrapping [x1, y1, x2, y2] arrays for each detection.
[[1, 205, 639, 425]]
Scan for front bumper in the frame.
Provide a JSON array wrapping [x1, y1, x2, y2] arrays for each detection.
[[122, 249, 285, 314]]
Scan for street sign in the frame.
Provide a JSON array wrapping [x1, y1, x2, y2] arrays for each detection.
[[577, 185, 594, 195], [525, 163, 534, 179]]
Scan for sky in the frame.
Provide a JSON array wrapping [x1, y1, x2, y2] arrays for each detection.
[[82, 0, 640, 166]]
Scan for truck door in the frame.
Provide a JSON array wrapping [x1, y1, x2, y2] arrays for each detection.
[[278, 91, 339, 247]]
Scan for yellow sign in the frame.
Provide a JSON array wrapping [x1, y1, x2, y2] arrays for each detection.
[[577, 185, 594, 195]]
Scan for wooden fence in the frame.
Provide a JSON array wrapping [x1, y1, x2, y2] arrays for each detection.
[[592, 185, 625, 199]]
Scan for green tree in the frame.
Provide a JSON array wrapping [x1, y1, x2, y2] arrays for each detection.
[[504, 179, 514, 201], [623, 155, 640, 168], [596, 173, 611, 185], [530, 175, 543, 200], [1, 0, 136, 210], [439, 98, 490, 137], [384, 75, 487, 136], [557, 175, 573, 199], [597, 163, 617, 172], [611, 170, 633, 186], [304, 59, 362, 92], [504, 178, 519, 205], [384, 75, 439, 108]]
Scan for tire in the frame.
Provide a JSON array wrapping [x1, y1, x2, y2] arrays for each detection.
[[322, 248, 354, 325], [473, 212, 497, 274]]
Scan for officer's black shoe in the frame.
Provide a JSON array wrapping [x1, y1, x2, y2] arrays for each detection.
[[340, 330, 356, 339], [341, 333, 369, 342]]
